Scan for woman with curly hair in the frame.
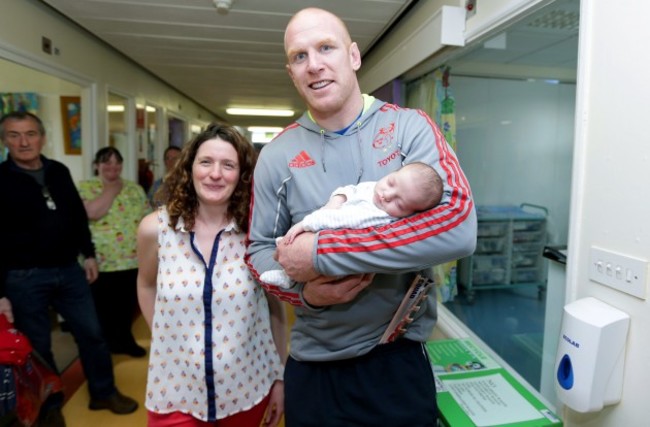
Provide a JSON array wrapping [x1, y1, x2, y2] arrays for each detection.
[[136, 124, 286, 426]]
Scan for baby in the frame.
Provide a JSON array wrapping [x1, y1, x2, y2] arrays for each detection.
[[261, 162, 443, 288]]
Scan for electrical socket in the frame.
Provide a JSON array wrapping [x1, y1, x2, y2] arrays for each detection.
[[589, 246, 648, 299]]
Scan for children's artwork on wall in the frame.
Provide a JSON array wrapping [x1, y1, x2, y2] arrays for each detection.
[[0, 92, 39, 116], [60, 96, 81, 155]]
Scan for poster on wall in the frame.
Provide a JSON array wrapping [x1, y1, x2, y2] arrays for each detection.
[[0, 92, 39, 116], [60, 96, 81, 155]]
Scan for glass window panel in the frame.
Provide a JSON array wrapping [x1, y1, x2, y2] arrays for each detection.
[[403, 0, 579, 411]]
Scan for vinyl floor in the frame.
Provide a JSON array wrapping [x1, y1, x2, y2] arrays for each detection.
[[62, 316, 149, 426], [60, 309, 295, 427], [444, 286, 547, 389], [43, 291, 517, 427]]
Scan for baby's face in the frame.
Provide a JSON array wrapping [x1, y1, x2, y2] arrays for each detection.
[[373, 168, 421, 217]]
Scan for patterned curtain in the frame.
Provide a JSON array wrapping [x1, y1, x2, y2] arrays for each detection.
[[405, 67, 459, 303]]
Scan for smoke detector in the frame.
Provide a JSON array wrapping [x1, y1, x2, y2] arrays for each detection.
[[213, 0, 233, 15]]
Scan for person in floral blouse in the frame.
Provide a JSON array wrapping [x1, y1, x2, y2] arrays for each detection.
[[78, 147, 151, 357], [136, 124, 286, 426]]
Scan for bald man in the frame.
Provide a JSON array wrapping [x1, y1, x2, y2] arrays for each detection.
[[246, 8, 477, 426]]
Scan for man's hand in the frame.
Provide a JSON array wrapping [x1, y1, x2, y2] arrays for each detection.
[[0, 298, 13, 323], [276, 232, 318, 282], [302, 273, 374, 307], [84, 257, 99, 284]]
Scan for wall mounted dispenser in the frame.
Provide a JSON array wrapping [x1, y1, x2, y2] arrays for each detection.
[[555, 297, 630, 413]]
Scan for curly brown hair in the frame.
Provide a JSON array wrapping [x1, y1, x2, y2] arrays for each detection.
[[163, 123, 257, 233]]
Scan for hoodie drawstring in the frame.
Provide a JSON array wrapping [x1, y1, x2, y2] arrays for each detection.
[[355, 122, 363, 183], [320, 129, 326, 172], [320, 122, 364, 180]]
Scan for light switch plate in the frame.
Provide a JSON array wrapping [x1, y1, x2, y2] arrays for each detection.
[[589, 246, 648, 299]]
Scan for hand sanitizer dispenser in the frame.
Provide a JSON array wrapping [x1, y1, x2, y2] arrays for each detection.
[[555, 297, 630, 413]]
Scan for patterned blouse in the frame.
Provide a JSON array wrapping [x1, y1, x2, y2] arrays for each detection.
[[145, 208, 283, 421], [77, 178, 150, 272]]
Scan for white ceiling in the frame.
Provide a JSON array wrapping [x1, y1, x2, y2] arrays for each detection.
[[41, 0, 579, 128], [41, 0, 415, 128]]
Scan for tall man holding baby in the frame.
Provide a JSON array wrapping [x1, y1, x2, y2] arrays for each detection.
[[246, 7, 477, 427]]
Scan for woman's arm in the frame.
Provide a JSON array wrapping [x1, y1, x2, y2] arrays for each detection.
[[263, 293, 287, 427], [263, 380, 284, 427], [267, 293, 288, 363], [136, 212, 159, 328], [83, 179, 123, 220]]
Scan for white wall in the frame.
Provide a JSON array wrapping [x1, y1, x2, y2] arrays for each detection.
[[561, 0, 650, 425], [454, 76, 575, 245]]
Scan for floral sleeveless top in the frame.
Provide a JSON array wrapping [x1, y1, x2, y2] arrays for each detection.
[[145, 208, 283, 421]]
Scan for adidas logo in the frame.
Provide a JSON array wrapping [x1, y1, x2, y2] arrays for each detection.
[[289, 150, 316, 168]]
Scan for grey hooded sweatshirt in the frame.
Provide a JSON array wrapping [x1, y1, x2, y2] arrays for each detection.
[[246, 95, 477, 362]]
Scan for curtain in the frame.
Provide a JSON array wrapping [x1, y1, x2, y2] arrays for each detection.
[[405, 67, 459, 303]]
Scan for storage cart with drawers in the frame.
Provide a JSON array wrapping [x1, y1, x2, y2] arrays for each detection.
[[458, 204, 548, 303]]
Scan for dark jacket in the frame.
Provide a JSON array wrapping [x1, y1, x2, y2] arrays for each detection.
[[0, 155, 95, 294]]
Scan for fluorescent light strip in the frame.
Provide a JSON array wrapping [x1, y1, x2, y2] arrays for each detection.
[[226, 108, 294, 117], [137, 105, 157, 112], [111, 105, 157, 112], [247, 126, 284, 133]]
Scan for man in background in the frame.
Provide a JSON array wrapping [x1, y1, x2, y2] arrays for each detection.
[[147, 145, 181, 206], [0, 112, 138, 427]]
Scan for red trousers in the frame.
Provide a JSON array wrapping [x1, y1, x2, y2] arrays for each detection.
[[147, 394, 270, 427]]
